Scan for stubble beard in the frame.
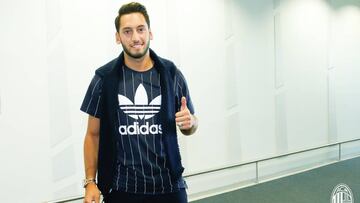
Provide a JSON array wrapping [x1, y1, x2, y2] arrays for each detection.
[[122, 39, 150, 59]]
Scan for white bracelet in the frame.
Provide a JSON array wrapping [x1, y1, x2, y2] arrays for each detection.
[[83, 178, 96, 188]]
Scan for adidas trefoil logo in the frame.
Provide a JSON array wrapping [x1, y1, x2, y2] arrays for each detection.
[[118, 84, 162, 136], [118, 83, 161, 120]]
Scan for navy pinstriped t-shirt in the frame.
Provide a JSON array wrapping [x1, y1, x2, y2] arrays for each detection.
[[81, 64, 194, 195]]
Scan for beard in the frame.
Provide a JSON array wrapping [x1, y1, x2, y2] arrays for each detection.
[[122, 40, 150, 59]]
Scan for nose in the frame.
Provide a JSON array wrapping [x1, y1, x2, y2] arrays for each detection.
[[131, 31, 140, 42]]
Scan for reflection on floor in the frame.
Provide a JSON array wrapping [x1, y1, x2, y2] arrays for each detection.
[[192, 157, 360, 203]]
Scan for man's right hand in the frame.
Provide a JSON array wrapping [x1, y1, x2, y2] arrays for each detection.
[[84, 183, 101, 203]]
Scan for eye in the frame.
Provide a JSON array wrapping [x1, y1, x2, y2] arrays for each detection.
[[123, 30, 131, 35]]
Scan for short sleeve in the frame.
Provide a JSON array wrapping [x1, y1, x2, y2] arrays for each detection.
[[80, 74, 103, 118], [174, 69, 195, 114]]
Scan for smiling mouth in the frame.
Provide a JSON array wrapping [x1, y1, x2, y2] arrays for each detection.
[[131, 44, 143, 49]]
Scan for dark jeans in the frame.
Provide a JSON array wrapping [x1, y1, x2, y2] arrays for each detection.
[[103, 189, 188, 203]]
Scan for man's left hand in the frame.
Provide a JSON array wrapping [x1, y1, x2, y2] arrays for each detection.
[[175, 97, 195, 130]]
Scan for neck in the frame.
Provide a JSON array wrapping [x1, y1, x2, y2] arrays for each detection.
[[124, 51, 153, 72]]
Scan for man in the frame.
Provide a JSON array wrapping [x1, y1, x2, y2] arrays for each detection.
[[81, 2, 198, 203]]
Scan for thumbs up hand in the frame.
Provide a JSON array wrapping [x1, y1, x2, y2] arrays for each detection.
[[175, 97, 194, 130]]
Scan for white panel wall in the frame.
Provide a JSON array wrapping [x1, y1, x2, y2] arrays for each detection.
[[1, 0, 360, 202], [275, 0, 329, 151], [229, 0, 276, 162], [329, 1, 360, 141], [0, 0, 52, 202]]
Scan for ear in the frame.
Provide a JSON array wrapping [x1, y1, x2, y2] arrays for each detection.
[[149, 28, 153, 40], [115, 32, 121, 44]]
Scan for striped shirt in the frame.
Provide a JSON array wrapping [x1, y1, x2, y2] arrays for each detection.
[[81, 64, 194, 195]]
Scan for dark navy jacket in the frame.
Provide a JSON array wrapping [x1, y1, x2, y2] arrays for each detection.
[[95, 49, 184, 195]]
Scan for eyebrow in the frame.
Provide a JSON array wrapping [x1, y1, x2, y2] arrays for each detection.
[[122, 25, 146, 30]]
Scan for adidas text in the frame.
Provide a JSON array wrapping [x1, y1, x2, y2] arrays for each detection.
[[119, 122, 162, 135]]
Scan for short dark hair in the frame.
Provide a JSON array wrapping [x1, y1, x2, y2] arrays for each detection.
[[114, 2, 150, 32]]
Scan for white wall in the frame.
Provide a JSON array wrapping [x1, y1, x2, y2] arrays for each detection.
[[1, 0, 360, 202], [0, 0, 52, 202], [329, 0, 360, 141]]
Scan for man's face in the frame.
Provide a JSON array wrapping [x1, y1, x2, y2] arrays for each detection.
[[116, 12, 153, 59]]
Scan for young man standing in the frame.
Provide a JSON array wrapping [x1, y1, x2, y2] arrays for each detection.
[[81, 2, 198, 203]]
